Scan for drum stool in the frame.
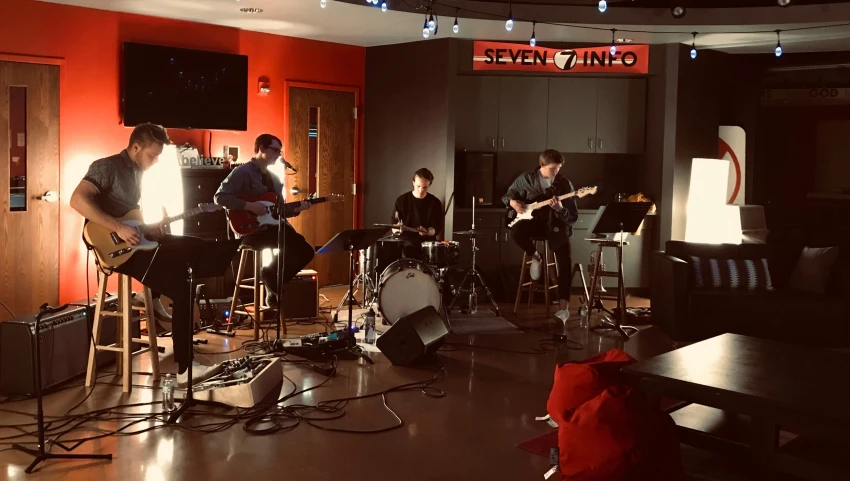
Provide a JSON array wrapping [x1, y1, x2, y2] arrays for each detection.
[[86, 272, 161, 393], [513, 239, 560, 318], [228, 246, 283, 340]]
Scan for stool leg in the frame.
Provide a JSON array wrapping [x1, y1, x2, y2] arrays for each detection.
[[253, 251, 262, 341], [229, 250, 248, 331], [86, 272, 108, 387], [513, 252, 527, 314], [142, 288, 160, 381], [587, 246, 603, 315], [120, 276, 132, 393], [543, 242, 550, 318], [552, 246, 561, 307]]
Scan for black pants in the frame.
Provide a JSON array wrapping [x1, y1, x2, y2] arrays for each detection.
[[240, 225, 315, 298], [114, 235, 204, 374], [509, 220, 572, 302]]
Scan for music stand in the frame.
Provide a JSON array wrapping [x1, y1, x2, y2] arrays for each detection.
[[317, 228, 388, 363], [587, 202, 651, 339], [141, 238, 242, 424]]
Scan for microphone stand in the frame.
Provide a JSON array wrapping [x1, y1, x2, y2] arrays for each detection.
[[11, 303, 113, 473]]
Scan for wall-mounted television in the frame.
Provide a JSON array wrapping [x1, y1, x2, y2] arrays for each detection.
[[122, 42, 248, 131]]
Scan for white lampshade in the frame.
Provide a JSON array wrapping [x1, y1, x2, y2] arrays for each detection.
[[685, 158, 742, 244], [141, 144, 185, 235]]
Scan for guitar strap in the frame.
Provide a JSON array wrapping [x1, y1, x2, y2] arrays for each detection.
[[261, 170, 278, 201]]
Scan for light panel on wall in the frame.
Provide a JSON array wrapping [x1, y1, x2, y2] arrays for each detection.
[[142, 144, 185, 235], [685, 158, 742, 244]]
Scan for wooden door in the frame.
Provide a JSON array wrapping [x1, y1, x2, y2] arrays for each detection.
[[455, 76, 500, 152], [595, 78, 647, 154], [288, 87, 355, 287], [497, 77, 549, 153], [547, 78, 599, 153], [0, 61, 60, 321]]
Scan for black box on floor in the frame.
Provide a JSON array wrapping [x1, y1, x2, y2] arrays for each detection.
[[0, 296, 141, 396], [282, 269, 318, 320]]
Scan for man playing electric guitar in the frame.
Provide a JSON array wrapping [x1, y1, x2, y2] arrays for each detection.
[[70, 123, 203, 374], [502, 149, 578, 324], [214, 133, 315, 308]]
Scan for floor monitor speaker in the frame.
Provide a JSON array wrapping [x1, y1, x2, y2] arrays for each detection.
[[376, 306, 448, 365]]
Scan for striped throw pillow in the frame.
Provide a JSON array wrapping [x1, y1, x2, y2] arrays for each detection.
[[690, 257, 774, 291]]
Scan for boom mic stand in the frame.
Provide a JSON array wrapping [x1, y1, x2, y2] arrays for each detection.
[[11, 303, 113, 473]]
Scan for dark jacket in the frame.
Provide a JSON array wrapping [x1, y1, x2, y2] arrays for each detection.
[[502, 169, 579, 243]]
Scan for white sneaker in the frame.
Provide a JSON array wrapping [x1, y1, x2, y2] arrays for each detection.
[[529, 253, 542, 281], [554, 309, 570, 324]]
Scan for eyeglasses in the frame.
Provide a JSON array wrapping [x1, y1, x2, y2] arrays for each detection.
[[265, 146, 282, 155]]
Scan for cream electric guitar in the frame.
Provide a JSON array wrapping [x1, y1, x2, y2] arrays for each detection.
[[506, 186, 598, 228], [83, 204, 222, 269]]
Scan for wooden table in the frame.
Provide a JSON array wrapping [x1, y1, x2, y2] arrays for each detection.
[[623, 333, 850, 481]]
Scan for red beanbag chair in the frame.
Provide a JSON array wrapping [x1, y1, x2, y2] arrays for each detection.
[[547, 349, 636, 425], [558, 385, 683, 481]]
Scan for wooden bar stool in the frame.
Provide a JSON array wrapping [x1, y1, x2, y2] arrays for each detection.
[[86, 272, 161, 393], [228, 246, 281, 340], [513, 239, 560, 318]]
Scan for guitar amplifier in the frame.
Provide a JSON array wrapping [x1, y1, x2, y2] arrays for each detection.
[[0, 296, 141, 396], [281, 270, 319, 320]]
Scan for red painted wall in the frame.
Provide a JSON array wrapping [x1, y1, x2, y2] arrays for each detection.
[[1, 0, 365, 303]]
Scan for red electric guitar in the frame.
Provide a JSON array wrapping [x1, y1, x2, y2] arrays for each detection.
[[226, 192, 343, 236]]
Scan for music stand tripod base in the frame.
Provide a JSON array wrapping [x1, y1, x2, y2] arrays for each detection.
[[448, 230, 499, 318]]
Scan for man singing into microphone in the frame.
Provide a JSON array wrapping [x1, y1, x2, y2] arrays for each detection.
[[215, 134, 315, 308]]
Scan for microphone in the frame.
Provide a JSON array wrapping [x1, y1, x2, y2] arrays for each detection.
[[280, 158, 297, 173]]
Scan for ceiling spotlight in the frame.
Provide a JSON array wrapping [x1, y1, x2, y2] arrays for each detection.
[[530, 22, 537, 47], [610, 29, 617, 55], [598, 0, 608, 13], [671, 6, 686, 19], [239, 7, 263, 13], [775, 30, 783, 57], [381, 1, 387, 12], [423, 17, 430, 39], [506, 2, 514, 32], [778, 0, 791, 6], [320, 0, 327, 7], [690, 32, 698, 60]]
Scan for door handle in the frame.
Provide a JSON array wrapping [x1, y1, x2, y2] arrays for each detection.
[[290, 186, 301, 196], [598, 139, 603, 151], [501, 138, 505, 148], [38, 191, 59, 203], [588, 138, 594, 150], [491, 137, 495, 148]]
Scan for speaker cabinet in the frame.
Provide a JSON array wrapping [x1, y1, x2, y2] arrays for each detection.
[[456, 152, 495, 208], [376, 306, 448, 365], [281, 270, 318, 320]]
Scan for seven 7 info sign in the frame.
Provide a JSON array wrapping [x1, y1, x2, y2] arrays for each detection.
[[473, 41, 649, 74]]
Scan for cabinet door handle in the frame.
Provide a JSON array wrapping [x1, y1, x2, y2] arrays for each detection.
[[501, 138, 505, 148], [598, 138, 603, 151], [491, 137, 495, 148], [503, 232, 508, 242], [495, 232, 499, 242], [588, 138, 594, 150]]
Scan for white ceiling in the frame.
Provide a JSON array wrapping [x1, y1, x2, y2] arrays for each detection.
[[38, 0, 850, 53]]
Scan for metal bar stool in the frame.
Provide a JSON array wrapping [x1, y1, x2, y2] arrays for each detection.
[[86, 272, 161, 393], [513, 239, 560, 318], [227, 246, 281, 340]]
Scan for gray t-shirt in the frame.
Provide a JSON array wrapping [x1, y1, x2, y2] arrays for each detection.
[[539, 171, 554, 190], [82, 150, 142, 218]]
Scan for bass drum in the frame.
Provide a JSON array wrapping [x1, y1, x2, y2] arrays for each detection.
[[378, 259, 441, 325]]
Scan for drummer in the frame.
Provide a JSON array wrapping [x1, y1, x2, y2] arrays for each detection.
[[392, 168, 445, 260]]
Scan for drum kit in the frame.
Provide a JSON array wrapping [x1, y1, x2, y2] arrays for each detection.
[[337, 220, 499, 326]]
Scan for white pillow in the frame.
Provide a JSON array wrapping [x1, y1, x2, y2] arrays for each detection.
[[788, 247, 839, 294]]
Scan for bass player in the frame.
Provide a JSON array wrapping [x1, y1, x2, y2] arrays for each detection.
[[502, 149, 578, 324], [69, 123, 202, 374], [214, 133, 314, 308]]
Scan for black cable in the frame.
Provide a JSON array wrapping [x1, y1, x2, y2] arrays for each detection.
[[0, 298, 15, 318]]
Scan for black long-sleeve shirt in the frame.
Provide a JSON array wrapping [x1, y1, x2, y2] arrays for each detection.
[[392, 192, 444, 243], [502, 169, 579, 241]]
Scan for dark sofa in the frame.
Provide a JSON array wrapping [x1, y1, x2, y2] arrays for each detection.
[[651, 240, 849, 348]]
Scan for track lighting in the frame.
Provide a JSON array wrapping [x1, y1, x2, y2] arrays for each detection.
[[778, 0, 791, 6], [453, 9, 459, 34], [775, 30, 783, 57], [530, 22, 537, 47], [671, 6, 686, 19], [598, 0, 607, 13], [610, 29, 617, 55], [506, 2, 514, 32], [690, 32, 698, 59]]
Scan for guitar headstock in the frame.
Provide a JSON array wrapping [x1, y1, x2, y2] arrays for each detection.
[[197, 203, 224, 213], [576, 186, 598, 198]]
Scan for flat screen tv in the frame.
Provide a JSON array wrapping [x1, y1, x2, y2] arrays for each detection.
[[122, 42, 248, 131]]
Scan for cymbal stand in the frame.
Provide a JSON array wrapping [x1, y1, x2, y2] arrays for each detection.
[[448, 198, 499, 316]]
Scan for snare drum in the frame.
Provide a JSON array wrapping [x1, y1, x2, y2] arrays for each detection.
[[377, 259, 441, 325], [421, 241, 460, 267]]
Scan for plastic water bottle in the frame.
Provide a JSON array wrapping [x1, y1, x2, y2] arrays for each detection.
[[364, 308, 376, 344], [579, 304, 590, 329], [161, 374, 176, 412], [468, 291, 478, 315]]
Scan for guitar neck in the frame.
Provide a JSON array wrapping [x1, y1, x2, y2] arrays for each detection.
[[528, 191, 576, 211], [286, 197, 328, 208], [152, 206, 206, 227]]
